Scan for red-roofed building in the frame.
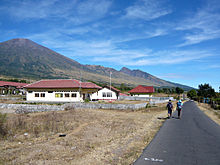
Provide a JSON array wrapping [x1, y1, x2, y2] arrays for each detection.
[[128, 85, 154, 97], [24, 79, 102, 102], [119, 93, 129, 96], [0, 81, 28, 95]]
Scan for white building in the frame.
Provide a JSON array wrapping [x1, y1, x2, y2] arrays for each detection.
[[24, 79, 101, 102], [90, 86, 120, 101]]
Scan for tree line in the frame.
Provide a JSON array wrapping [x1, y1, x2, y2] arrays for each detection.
[[187, 83, 220, 109], [155, 87, 184, 94]]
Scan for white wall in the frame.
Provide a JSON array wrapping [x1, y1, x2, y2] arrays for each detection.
[[26, 91, 81, 102], [132, 94, 152, 97], [90, 88, 117, 100]]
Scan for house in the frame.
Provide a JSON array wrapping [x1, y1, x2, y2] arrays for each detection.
[[24, 79, 102, 102], [90, 86, 120, 101], [0, 81, 28, 95], [128, 85, 154, 97]]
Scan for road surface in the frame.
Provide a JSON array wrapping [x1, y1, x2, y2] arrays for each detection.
[[134, 101, 220, 165]]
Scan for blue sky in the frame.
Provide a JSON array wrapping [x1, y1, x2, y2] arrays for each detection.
[[0, 0, 220, 91]]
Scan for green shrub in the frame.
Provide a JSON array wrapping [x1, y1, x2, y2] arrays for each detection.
[[84, 99, 90, 103], [0, 113, 7, 137]]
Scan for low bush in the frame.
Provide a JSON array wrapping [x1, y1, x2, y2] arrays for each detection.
[[0, 112, 7, 138]]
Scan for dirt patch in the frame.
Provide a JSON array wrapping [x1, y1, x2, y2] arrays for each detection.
[[197, 102, 220, 125], [0, 105, 167, 165]]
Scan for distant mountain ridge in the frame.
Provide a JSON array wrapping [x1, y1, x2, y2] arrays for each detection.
[[0, 38, 192, 90]]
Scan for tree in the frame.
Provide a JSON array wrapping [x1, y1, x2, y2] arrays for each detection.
[[157, 88, 163, 93], [197, 83, 216, 98], [187, 89, 197, 99], [120, 83, 125, 91], [176, 87, 184, 94]]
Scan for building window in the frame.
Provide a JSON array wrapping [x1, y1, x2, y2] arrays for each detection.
[[71, 93, 77, 97], [41, 93, 45, 97], [107, 92, 112, 97], [28, 91, 33, 93], [65, 93, 70, 97], [35, 93, 39, 97], [48, 91, 53, 93], [55, 93, 63, 98], [102, 92, 106, 97]]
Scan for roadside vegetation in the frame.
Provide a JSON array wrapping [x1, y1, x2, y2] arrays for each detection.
[[187, 83, 220, 110], [187, 83, 220, 125]]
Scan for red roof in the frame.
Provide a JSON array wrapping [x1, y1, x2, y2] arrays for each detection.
[[0, 81, 28, 89], [128, 85, 154, 93], [119, 93, 128, 96], [104, 86, 120, 93], [24, 79, 102, 89]]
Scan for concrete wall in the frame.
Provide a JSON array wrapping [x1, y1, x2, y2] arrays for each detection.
[[64, 102, 147, 110], [0, 103, 64, 114], [0, 102, 147, 113], [1, 96, 172, 113]]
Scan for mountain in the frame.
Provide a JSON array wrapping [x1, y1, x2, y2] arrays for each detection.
[[0, 38, 192, 90], [119, 67, 191, 90]]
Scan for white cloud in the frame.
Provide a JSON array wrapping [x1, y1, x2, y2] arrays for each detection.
[[176, 4, 220, 46], [3, 0, 68, 20], [158, 73, 185, 79], [110, 28, 168, 44], [25, 27, 214, 67], [209, 65, 220, 69], [68, 0, 112, 25], [91, 49, 213, 66], [123, 0, 171, 21], [1, 0, 112, 25]]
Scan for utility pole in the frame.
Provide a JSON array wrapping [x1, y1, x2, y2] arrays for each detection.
[[110, 71, 112, 91], [79, 70, 82, 102]]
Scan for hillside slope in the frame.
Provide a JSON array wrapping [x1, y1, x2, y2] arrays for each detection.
[[0, 38, 192, 89]]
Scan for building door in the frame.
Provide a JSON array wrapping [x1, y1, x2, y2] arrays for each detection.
[[83, 93, 86, 100]]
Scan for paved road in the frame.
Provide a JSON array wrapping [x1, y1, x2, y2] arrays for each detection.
[[134, 101, 220, 165]]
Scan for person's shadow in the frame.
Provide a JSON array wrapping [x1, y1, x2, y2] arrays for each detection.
[[157, 117, 169, 120], [157, 116, 180, 120], [172, 116, 180, 119]]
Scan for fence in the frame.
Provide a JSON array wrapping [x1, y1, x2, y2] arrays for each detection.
[[119, 96, 173, 104]]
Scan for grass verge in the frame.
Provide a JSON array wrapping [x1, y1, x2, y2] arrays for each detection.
[[197, 102, 220, 125]]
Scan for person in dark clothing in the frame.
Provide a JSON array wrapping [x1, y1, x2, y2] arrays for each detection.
[[176, 100, 183, 119], [166, 100, 173, 118]]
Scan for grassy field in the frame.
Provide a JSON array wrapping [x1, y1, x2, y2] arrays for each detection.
[[197, 102, 220, 125], [0, 103, 167, 165]]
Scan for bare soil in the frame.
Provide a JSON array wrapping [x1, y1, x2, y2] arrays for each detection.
[[197, 102, 220, 125], [0, 104, 167, 165]]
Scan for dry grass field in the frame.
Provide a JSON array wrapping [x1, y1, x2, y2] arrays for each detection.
[[0, 103, 167, 165], [197, 102, 220, 125]]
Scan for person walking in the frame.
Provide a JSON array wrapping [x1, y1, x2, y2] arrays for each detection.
[[166, 100, 173, 119], [176, 100, 183, 119]]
